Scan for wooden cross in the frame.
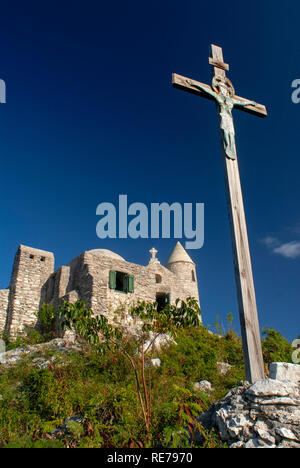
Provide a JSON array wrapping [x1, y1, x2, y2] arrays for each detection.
[[172, 44, 267, 383]]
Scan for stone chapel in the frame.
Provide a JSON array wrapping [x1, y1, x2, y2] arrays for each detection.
[[0, 241, 200, 337]]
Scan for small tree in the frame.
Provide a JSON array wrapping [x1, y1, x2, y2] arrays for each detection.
[[58, 297, 201, 443], [262, 328, 294, 365]]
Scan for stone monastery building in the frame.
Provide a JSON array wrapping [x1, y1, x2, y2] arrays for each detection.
[[0, 242, 200, 337]]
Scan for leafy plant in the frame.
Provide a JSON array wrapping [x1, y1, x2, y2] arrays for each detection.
[[262, 328, 294, 365], [36, 303, 57, 337], [58, 297, 201, 442], [2, 437, 64, 448]]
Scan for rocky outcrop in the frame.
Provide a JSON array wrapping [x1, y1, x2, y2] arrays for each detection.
[[199, 363, 300, 448], [216, 362, 232, 376], [194, 380, 213, 393], [269, 362, 300, 383], [141, 332, 176, 354], [0, 338, 82, 368]]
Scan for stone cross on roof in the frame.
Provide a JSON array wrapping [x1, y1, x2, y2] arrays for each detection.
[[148, 247, 160, 265]]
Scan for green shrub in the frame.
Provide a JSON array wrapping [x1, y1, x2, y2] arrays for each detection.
[[262, 328, 294, 365], [2, 437, 64, 448], [21, 368, 72, 419], [36, 303, 57, 337], [161, 327, 218, 382]]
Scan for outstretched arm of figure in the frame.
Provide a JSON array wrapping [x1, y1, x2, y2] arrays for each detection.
[[186, 79, 216, 99], [233, 98, 257, 108]]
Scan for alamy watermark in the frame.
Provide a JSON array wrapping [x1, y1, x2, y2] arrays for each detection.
[[0, 79, 6, 103], [291, 80, 300, 104], [292, 338, 300, 364], [96, 195, 204, 249]]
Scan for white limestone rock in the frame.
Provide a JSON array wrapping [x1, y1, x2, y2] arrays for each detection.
[[276, 427, 299, 442], [229, 441, 244, 448], [226, 413, 252, 439], [194, 380, 213, 393], [277, 440, 300, 448], [197, 368, 300, 449], [244, 438, 260, 448], [0, 339, 83, 367], [245, 378, 297, 399], [0, 347, 31, 365], [216, 362, 232, 376], [141, 332, 175, 354], [255, 427, 276, 445], [269, 362, 300, 383], [149, 358, 161, 368]]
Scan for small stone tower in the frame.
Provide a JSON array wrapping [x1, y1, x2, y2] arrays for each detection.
[[5, 245, 54, 336], [165, 241, 200, 304]]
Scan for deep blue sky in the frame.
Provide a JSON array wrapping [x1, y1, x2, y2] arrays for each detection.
[[0, 1, 299, 341]]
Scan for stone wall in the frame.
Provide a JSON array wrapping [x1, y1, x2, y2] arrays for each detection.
[[34, 249, 200, 328], [0, 289, 9, 335], [82, 251, 200, 325], [6, 245, 54, 336], [42, 265, 72, 309], [85, 252, 156, 321], [39, 252, 93, 312]]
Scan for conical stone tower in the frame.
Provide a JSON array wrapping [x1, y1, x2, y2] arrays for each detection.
[[165, 241, 200, 304]]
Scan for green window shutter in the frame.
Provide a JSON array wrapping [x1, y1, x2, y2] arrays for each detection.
[[166, 293, 171, 305], [128, 274, 134, 293], [109, 270, 116, 289]]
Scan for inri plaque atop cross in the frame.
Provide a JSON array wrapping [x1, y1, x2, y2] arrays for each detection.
[[172, 44, 267, 383]]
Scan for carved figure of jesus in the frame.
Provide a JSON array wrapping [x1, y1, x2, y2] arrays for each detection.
[[186, 78, 257, 160]]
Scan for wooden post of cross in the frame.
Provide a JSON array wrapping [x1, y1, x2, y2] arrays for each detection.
[[172, 44, 267, 383]]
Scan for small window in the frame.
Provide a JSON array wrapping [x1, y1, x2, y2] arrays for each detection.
[[192, 270, 196, 282], [109, 270, 134, 293], [29, 254, 34, 259], [40, 257, 45, 262], [116, 271, 127, 292], [155, 274, 162, 284]]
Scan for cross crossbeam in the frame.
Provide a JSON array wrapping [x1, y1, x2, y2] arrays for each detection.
[[172, 73, 267, 117]]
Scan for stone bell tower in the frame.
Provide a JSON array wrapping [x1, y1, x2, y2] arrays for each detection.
[[165, 241, 199, 304], [5, 245, 54, 336]]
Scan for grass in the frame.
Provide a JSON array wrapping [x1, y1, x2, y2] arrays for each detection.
[[0, 324, 294, 448]]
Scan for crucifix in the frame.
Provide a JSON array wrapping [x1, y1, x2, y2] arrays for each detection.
[[172, 44, 267, 383]]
